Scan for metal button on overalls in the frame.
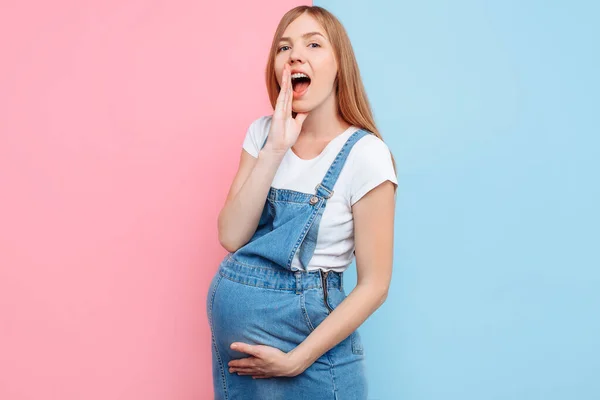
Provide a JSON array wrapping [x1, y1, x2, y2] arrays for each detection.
[[309, 196, 319, 205]]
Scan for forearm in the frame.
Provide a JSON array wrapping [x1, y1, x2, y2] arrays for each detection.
[[218, 149, 285, 252], [288, 282, 388, 370]]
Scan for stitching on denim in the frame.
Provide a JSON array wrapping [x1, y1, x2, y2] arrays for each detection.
[[207, 274, 221, 322], [224, 257, 324, 290], [300, 292, 317, 332], [325, 286, 335, 313], [320, 130, 366, 194], [211, 335, 228, 399], [227, 255, 280, 272], [315, 182, 334, 198], [220, 271, 322, 292], [267, 201, 275, 218], [293, 205, 325, 268], [320, 131, 352, 186], [351, 331, 364, 355], [324, 351, 339, 398], [208, 274, 229, 399], [287, 205, 321, 267], [221, 272, 288, 290], [325, 286, 345, 312], [271, 187, 314, 197], [270, 199, 312, 204]]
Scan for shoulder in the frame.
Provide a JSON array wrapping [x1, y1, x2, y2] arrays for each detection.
[[349, 131, 394, 163], [344, 130, 397, 206]]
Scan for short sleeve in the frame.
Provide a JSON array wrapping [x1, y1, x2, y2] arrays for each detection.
[[242, 115, 271, 158], [348, 136, 398, 206]]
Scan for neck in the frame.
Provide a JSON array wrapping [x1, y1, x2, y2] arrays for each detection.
[[297, 91, 351, 140]]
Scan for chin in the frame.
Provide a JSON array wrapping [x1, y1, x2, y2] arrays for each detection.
[[292, 103, 313, 114]]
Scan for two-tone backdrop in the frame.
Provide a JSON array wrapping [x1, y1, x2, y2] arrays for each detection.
[[1, 1, 597, 399]]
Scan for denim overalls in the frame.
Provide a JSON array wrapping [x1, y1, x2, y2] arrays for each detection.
[[206, 129, 370, 400]]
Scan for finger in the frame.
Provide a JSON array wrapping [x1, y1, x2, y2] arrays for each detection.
[[287, 70, 294, 114], [230, 342, 260, 357], [282, 66, 290, 115], [228, 357, 257, 368], [230, 367, 258, 374], [228, 355, 256, 367], [282, 63, 289, 89], [229, 360, 259, 370], [274, 66, 288, 115], [229, 366, 256, 372], [236, 369, 262, 376]]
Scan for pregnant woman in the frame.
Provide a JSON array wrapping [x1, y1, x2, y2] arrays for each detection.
[[206, 5, 398, 399]]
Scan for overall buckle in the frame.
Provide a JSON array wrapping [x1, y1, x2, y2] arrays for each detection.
[[315, 183, 334, 199]]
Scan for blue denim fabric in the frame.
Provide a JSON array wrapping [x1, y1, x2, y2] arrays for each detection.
[[207, 129, 370, 399]]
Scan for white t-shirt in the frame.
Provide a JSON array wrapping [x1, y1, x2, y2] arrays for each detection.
[[242, 115, 398, 273]]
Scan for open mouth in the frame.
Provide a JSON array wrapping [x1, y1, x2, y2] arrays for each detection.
[[291, 74, 311, 97]]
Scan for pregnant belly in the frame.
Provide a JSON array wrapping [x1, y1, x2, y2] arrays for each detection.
[[209, 274, 314, 360]]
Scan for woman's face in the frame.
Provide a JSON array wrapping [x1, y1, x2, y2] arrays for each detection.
[[274, 13, 338, 113]]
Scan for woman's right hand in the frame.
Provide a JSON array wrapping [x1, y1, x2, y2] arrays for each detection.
[[263, 64, 309, 155]]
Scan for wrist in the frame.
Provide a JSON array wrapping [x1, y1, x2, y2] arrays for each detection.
[[258, 148, 287, 163], [287, 346, 313, 375], [258, 146, 287, 161]]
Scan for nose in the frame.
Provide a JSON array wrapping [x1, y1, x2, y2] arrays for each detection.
[[288, 45, 305, 64]]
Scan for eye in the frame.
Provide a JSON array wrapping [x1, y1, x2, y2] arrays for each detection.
[[278, 42, 321, 53]]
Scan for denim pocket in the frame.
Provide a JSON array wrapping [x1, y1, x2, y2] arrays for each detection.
[[302, 273, 364, 355], [350, 330, 364, 355], [302, 288, 329, 332], [321, 272, 364, 356]]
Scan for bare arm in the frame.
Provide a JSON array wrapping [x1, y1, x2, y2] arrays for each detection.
[[217, 63, 309, 253], [288, 180, 396, 369], [217, 149, 284, 253]]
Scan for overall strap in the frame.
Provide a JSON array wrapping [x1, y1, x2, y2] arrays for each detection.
[[260, 128, 370, 198], [296, 128, 369, 270], [315, 129, 369, 198]]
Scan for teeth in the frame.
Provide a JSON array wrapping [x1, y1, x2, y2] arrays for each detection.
[[291, 73, 309, 80]]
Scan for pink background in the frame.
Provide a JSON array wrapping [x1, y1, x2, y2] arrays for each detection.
[[0, 1, 307, 398]]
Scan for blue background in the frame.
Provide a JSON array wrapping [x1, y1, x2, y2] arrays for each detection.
[[314, 1, 600, 398]]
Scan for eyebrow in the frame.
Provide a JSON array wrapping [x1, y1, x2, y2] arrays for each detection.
[[279, 31, 327, 43]]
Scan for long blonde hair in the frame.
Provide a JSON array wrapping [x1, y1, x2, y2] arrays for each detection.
[[264, 5, 397, 175]]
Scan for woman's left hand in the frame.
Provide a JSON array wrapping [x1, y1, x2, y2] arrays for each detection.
[[227, 342, 306, 379]]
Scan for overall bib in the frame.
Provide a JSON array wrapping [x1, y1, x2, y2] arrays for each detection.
[[206, 129, 370, 400]]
